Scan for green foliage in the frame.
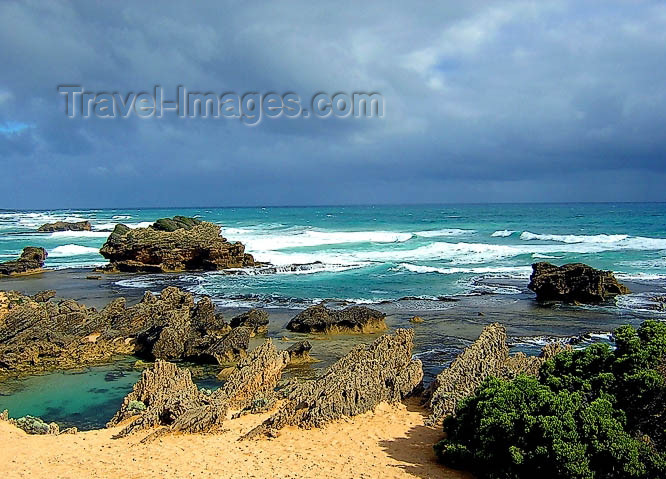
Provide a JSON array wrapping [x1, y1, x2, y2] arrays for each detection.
[[151, 216, 201, 232], [436, 320, 666, 479]]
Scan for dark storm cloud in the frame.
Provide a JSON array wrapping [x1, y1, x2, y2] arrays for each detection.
[[1, 0, 665, 208]]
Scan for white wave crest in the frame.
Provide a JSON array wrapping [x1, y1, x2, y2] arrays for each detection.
[[414, 229, 474, 237], [242, 230, 413, 251], [396, 263, 532, 276], [49, 231, 110, 238], [491, 230, 515, 237], [49, 244, 100, 257], [520, 231, 628, 244]]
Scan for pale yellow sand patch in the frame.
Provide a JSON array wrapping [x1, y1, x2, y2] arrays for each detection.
[[0, 399, 472, 479]]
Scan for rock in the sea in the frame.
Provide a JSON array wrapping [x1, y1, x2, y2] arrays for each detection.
[[409, 316, 424, 323], [0, 247, 47, 276], [423, 323, 568, 425], [528, 262, 630, 303], [0, 287, 251, 378], [243, 329, 422, 439], [37, 220, 91, 232], [286, 303, 387, 333], [286, 340, 313, 363], [98, 217, 255, 273], [229, 309, 269, 335]]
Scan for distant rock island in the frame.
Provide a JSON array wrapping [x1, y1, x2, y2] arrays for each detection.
[[98, 216, 255, 273], [37, 220, 91, 232]]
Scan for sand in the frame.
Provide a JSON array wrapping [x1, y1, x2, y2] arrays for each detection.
[[0, 399, 471, 479]]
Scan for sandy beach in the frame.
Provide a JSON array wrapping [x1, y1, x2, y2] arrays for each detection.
[[0, 398, 470, 479]]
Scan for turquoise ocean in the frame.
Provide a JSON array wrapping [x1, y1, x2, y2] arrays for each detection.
[[1, 203, 665, 305], [0, 203, 665, 429]]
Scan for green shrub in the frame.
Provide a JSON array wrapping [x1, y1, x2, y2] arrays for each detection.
[[436, 320, 666, 479]]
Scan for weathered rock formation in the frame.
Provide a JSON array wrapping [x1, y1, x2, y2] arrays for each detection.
[[230, 309, 269, 335], [243, 329, 422, 439], [0, 247, 47, 275], [286, 303, 387, 333], [98, 217, 255, 273], [286, 340, 313, 363], [109, 341, 290, 438], [424, 323, 568, 426], [0, 287, 254, 378], [37, 220, 91, 232], [528, 262, 630, 303]]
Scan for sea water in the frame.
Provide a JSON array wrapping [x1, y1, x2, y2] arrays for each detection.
[[0, 203, 665, 429]]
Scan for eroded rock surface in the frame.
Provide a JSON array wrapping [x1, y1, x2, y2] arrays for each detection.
[[0, 247, 47, 276], [243, 329, 422, 439], [229, 309, 269, 335], [424, 323, 568, 425], [37, 220, 91, 232], [0, 287, 254, 378], [528, 262, 630, 303], [286, 303, 387, 333], [98, 217, 255, 273], [109, 341, 290, 438]]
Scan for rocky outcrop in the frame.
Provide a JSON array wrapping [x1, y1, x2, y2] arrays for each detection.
[[109, 341, 290, 438], [98, 217, 255, 273], [243, 329, 422, 439], [0, 287, 254, 378], [286, 340, 313, 363], [0, 247, 47, 276], [423, 323, 568, 426], [107, 360, 207, 438], [286, 304, 387, 334], [230, 309, 269, 335], [528, 262, 630, 303], [37, 220, 91, 232]]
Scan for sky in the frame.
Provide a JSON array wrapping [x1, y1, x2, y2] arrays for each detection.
[[1, 0, 665, 208]]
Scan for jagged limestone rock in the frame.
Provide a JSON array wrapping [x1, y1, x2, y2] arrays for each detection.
[[0, 287, 252, 378], [109, 341, 290, 437], [424, 323, 569, 425], [243, 329, 422, 439], [107, 360, 206, 437]]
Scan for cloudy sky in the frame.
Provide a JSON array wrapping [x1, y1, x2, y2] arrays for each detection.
[[1, 1, 665, 208]]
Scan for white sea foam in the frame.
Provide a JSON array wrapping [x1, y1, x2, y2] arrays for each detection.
[[49, 244, 100, 257], [414, 229, 474, 237], [112, 215, 132, 220], [491, 230, 515, 237], [241, 230, 413, 251], [49, 231, 110, 238], [532, 253, 563, 259], [396, 263, 532, 276], [520, 231, 628, 244]]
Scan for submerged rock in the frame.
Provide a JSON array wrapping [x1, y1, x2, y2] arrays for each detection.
[[229, 309, 269, 335], [0, 287, 254, 378], [37, 220, 91, 232], [528, 262, 630, 303], [98, 217, 255, 273], [424, 323, 568, 426], [243, 329, 422, 439], [286, 303, 387, 334], [0, 247, 47, 276]]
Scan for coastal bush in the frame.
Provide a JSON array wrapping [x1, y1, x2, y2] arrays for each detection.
[[435, 320, 666, 479]]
